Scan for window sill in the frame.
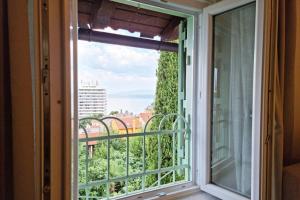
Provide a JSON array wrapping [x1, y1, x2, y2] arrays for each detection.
[[152, 187, 219, 200], [173, 191, 219, 200], [116, 183, 219, 200]]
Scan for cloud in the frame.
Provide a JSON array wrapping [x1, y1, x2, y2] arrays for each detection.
[[78, 40, 159, 77], [78, 67, 156, 93], [78, 38, 160, 114], [96, 27, 161, 41]]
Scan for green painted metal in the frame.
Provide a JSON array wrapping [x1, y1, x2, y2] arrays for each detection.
[[177, 20, 187, 169], [176, 15, 194, 181], [142, 132, 146, 191], [78, 130, 189, 143], [158, 131, 161, 186], [78, 179, 188, 199], [78, 114, 190, 199], [77, 0, 195, 198], [186, 114, 191, 181], [126, 137, 129, 194], [77, 17, 194, 198], [172, 129, 176, 183], [78, 164, 189, 189]]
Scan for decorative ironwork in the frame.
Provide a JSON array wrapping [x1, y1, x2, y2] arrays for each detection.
[[78, 114, 190, 199]]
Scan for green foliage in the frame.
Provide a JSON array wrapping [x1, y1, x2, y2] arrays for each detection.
[[78, 137, 144, 197], [79, 113, 103, 128], [153, 51, 178, 118], [91, 113, 104, 118], [109, 111, 119, 115], [78, 51, 180, 197], [146, 51, 178, 185]]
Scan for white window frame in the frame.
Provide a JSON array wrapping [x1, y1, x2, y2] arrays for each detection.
[[70, 0, 265, 199], [197, 0, 264, 200]]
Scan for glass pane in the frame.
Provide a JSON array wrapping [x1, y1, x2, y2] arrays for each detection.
[[210, 3, 256, 198]]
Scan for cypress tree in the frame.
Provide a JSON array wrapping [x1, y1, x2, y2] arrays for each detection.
[[146, 51, 178, 186]]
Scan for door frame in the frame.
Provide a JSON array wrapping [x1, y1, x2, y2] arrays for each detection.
[[37, 0, 266, 199], [197, 0, 265, 200]]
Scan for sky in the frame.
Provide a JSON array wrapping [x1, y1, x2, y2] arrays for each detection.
[[78, 28, 160, 114]]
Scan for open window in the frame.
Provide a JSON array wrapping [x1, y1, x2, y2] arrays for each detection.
[[69, 0, 264, 200], [198, 0, 263, 200], [74, 1, 196, 199]]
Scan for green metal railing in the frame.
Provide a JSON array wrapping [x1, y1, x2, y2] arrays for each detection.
[[78, 114, 190, 199]]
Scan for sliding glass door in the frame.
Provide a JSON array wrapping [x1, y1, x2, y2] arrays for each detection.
[[210, 2, 256, 198]]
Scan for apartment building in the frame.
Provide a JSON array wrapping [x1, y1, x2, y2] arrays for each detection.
[[78, 80, 107, 118]]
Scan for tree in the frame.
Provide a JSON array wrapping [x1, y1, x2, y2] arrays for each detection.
[[78, 51, 179, 197], [91, 113, 104, 119], [146, 51, 178, 186], [78, 133, 144, 197], [109, 111, 119, 115], [79, 113, 104, 128], [153, 51, 178, 118]]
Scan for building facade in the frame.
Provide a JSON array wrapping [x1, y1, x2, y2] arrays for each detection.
[[78, 80, 107, 118]]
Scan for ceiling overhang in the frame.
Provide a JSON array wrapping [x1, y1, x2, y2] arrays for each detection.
[[78, 0, 183, 41], [77, 0, 220, 51]]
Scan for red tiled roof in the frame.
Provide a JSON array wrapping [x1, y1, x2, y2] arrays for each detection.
[[139, 112, 152, 123], [114, 116, 142, 129]]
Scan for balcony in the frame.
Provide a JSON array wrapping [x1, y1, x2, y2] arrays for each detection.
[[77, 114, 191, 199]]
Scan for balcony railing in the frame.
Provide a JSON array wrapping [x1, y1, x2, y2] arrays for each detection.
[[78, 114, 191, 199]]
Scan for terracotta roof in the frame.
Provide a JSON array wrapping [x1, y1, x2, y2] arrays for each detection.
[[79, 128, 105, 145], [114, 116, 142, 129], [139, 112, 152, 123]]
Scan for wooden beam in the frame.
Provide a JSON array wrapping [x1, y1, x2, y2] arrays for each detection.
[[78, 0, 184, 40], [78, 28, 178, 52], [91, 0, 116, 29], [109, 18, 161, 36], [160, 17, 180, 41], [112, 8, 170, 28], [89, 0, 103, 28]]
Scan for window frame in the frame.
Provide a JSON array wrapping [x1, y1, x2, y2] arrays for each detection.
[[197, 0, 264, 200], [71, 0, 201, 199], [69, 0, 265, 199]]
